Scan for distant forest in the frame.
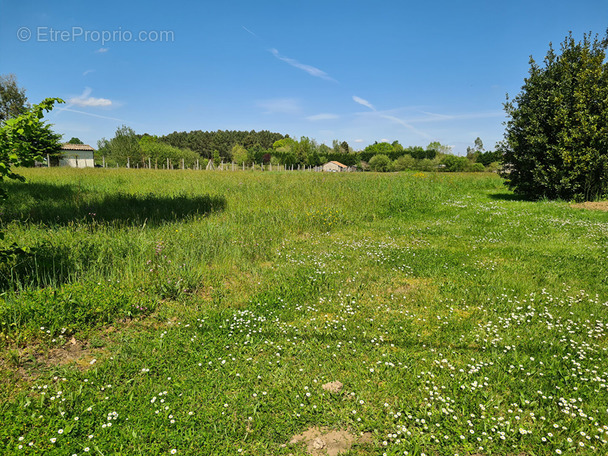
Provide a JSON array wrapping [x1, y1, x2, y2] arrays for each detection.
[[159, 130, 286, 159]]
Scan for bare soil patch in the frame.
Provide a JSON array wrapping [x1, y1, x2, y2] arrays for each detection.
[[289, 426, 372, 456], [571, 201, 608, 211]]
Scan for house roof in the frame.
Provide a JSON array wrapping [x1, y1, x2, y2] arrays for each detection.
[[327, 160, 347, 168], [61, 144, 95, 151]]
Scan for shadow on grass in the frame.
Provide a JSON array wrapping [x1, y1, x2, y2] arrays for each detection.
[[488, 192, 532, 202], [0, 182, 227, 290], [0, 181, 226, 225]]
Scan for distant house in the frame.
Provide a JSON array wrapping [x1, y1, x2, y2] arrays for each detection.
[[59, 144, 95, 168], [322, 161, 348, 172]]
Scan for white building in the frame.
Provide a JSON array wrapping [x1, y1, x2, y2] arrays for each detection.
[[322, 160, 348, 172], [59, 144, 95, 168]]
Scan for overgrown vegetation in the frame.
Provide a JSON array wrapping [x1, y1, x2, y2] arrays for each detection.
[[1, 169, 607, 455]]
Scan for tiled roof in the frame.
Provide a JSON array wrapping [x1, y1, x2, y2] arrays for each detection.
[[328, 161, 347, 168], [61, 144, 95, 151]]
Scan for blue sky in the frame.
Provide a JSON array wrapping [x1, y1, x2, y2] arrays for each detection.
[[1, 0, 606, 154]]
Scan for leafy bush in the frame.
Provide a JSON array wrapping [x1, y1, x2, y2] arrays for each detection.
[[502, 32, 608, 200], [393, 154, 416, 171], [369, 154, 393, 172], [415, 158, 436, 172], [441, 155, 469, 172], [140, 137, 199, 168]]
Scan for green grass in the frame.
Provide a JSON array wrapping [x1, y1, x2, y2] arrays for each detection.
[[1, 168, 608, 455]]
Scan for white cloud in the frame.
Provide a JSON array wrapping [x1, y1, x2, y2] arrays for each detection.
[[256, 98, 301, 114], [269, 48, 336, 82], [95, 47, 109, 53], [68, 88, 113, 108], [352, 96, 375, 111], [354, 139, 364, 143], [83, 69, 95, 76], [306, 113, 339, 121]]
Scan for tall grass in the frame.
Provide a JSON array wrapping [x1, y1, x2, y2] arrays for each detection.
[[1, 168, 608, 455]]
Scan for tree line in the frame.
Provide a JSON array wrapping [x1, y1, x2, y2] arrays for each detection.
[[97, 126, 502, 172]]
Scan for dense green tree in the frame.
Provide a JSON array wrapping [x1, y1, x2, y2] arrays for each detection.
[[340, 141, 350, 154], [97, 125, 142, 166], [0, 74, 29, 124], [232, 144, 249, 165], [426, 141, 452, 156], [441, 155, 469, 172], [477, 150, 502, 167], [369, 154, 393, 172], [466, 137, 484, 161], [138, 135, 198, 168], [0, 97, 63, 200], [160, 130, 285, 159], [393, 154, 416, 171], [502, 32, 608, 200], [67, 137, 84, 145]]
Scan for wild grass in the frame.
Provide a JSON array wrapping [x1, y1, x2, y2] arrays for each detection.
[[1, 168, 608, 455]]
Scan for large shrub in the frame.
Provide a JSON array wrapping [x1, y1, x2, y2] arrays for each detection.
[[501, 32, 608, 200], [369, 154, 393, 172]]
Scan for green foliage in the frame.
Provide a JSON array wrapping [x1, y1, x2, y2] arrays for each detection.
[[426, 141, 452, 156], [502, 32, 608, 201], [0, 281, 156, 341], [477, 149, 502, 166], [161, 129, 286, 160], [66, 137, 83, 145], [441, 154, 469, 172], [369, 154, 393, 172], [392, 154, 416, 171], [0, 74, 29, 124], [98, 125, 142, 166], [139, 136, 198, 168], [415, 157, 436, 171], [231, 144, 249, 165], [0, 97, 63, 200]]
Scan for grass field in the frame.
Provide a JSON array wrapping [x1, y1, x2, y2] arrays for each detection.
[[1, 168, 608, 455]]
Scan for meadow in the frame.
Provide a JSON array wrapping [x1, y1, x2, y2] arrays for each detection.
[[1, 168, 608, 456]]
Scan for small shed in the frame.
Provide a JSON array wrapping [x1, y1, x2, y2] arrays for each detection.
[[322, 160, 348, 172], [59, 144, 95, 168]]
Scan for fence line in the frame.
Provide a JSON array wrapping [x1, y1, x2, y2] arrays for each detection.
[[91, 157, 346, 172]]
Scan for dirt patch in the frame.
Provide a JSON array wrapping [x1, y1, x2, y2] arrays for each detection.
[[1, 337, 103, 386], [322, 381, 344, 394], [571, 201, 608, 211], [43, 337, 101, 370], [289, 427, 372, 456]]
